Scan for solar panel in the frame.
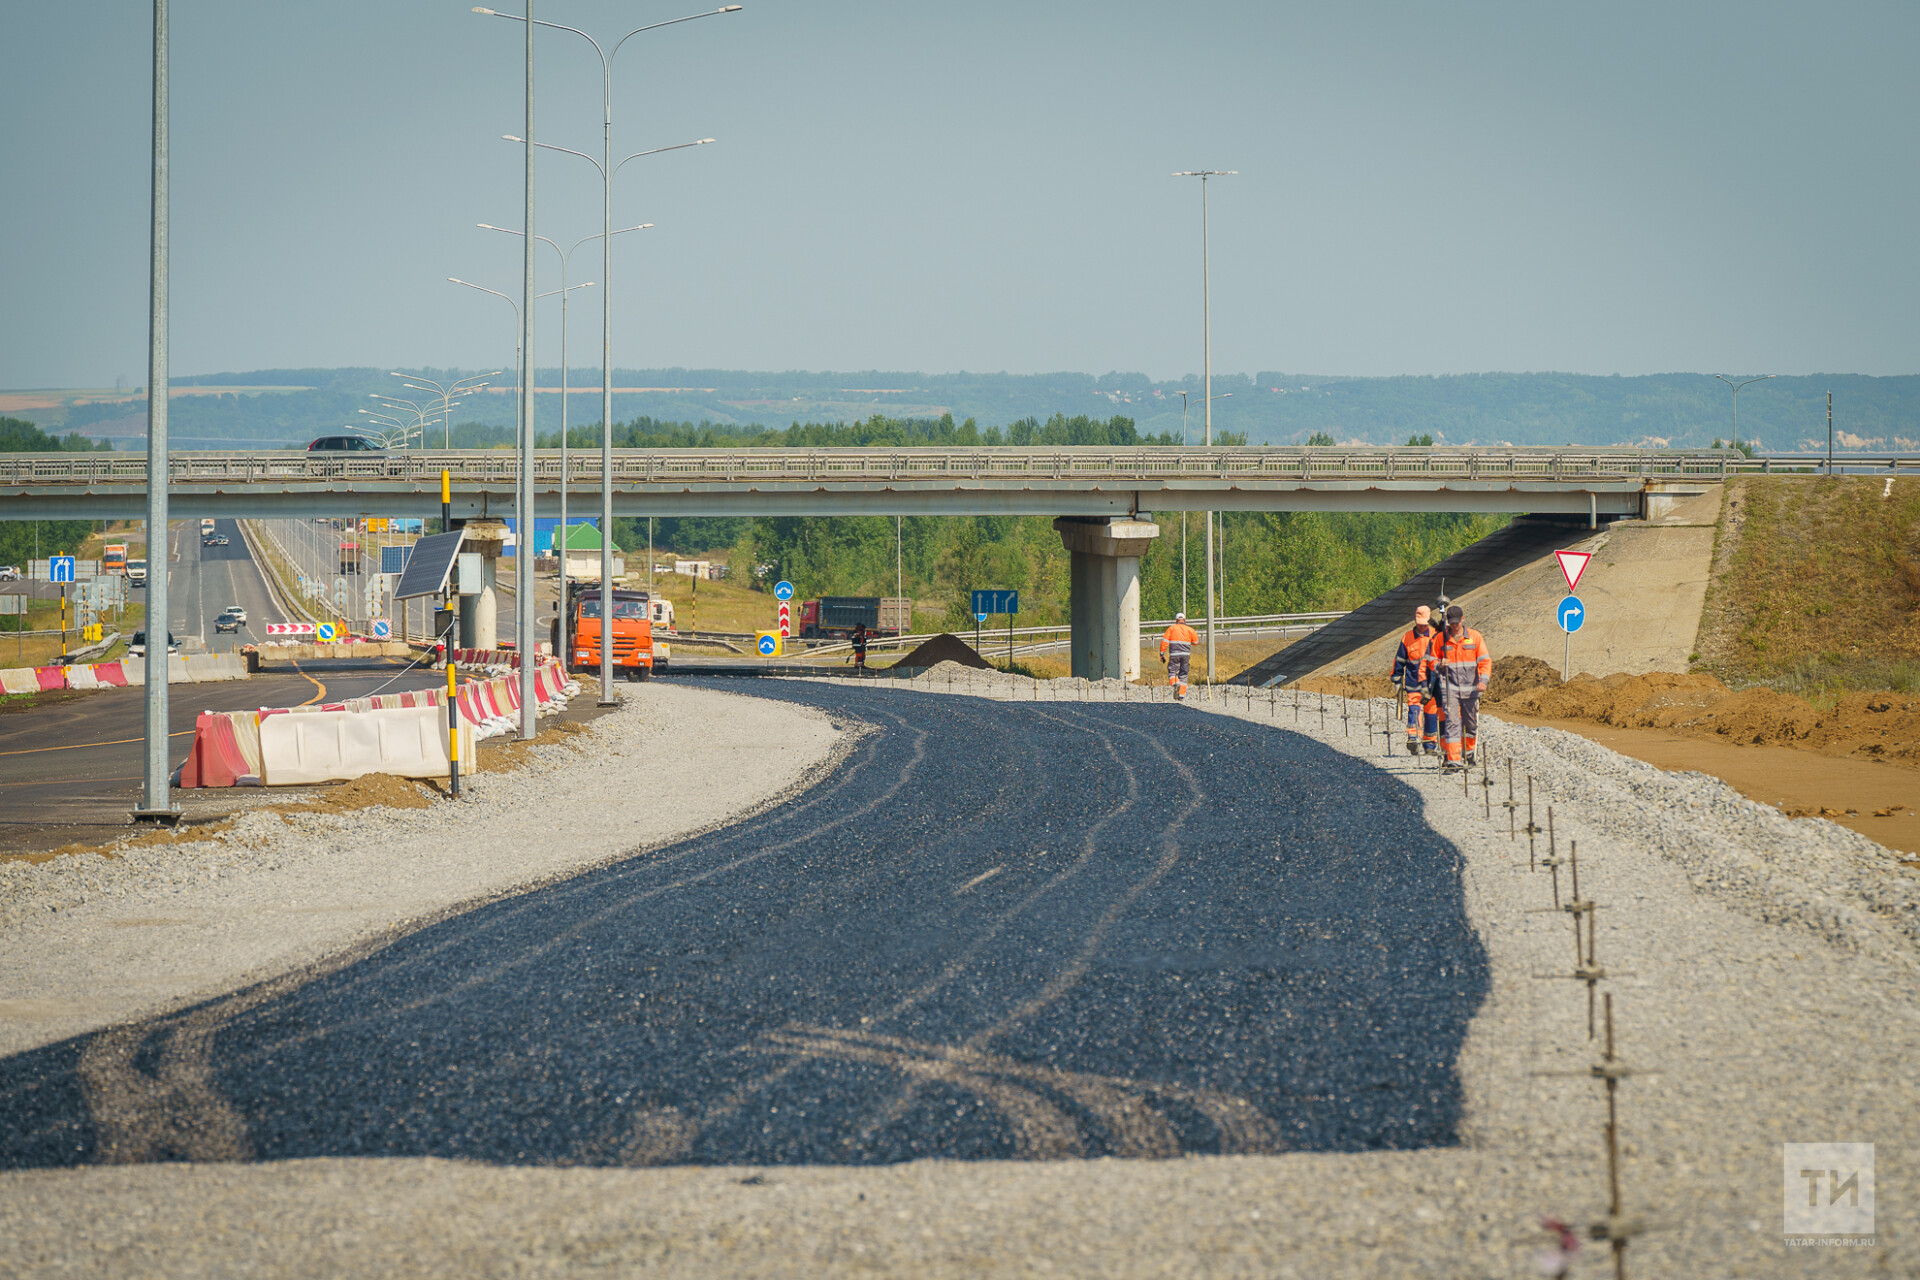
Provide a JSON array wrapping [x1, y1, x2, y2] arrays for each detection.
[[393, 529, 466, 600]]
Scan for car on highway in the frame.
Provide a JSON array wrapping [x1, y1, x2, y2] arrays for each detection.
[[127, 630, 178, 657], [306, 435, 383, 453], [214, 610, 244, 634], [207, 534, 230, 546], [0, 565, 20, 582], [223, 604, 247, 624]]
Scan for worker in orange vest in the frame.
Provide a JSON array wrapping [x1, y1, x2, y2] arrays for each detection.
[[1159, 611, 1200, 699], [1428, 603, 1492, 770], [1391, 604, 1443, 756]]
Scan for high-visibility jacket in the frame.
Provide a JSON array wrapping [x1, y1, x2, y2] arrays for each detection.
[[1159, 622, 1199, 658], [1426, 626, 1492, 696], [1391, 625, 1438, 688]]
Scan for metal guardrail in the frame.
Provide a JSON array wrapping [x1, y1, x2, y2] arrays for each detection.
[[0, 445, 1756, 489]]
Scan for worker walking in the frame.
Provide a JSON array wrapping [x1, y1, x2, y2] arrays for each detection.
[[850, 621, 870, 673], [1159, 611, 1200, 699], [1429, 604, 1491, 771], [1391, 604, 1443, 755]]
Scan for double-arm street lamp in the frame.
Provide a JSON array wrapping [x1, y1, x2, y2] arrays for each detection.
[[478, 220, 651, 588], [476, 1, 739, 703], [448, 274, 594, 492], [391, 371, 497, 449], [1713, 373, 1775, 451]]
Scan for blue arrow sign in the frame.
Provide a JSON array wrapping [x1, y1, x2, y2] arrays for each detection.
[[971, 589, 1019, 616], [49, 556, 75, 583], [1557, 595, 1585, 634], [773, 580, 794, 601], [974, 613, 988, 624], [371, 619, 392, 640], [758, 634, 778, 656]]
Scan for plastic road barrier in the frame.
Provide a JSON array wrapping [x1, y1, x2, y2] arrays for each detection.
[[259, 703, 473, 786]]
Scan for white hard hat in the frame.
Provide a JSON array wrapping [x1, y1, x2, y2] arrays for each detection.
[[1175, 611, 1186, 621]]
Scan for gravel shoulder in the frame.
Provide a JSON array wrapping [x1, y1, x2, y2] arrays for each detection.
[[4, 667, 1917, 1277], [0, 682, 844, 1058]]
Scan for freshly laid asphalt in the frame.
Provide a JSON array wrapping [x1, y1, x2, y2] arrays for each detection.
[[0, 679, 1489, 1167]]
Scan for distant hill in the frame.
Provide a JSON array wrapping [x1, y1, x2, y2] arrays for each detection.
[[9, 367, 1917, 451]]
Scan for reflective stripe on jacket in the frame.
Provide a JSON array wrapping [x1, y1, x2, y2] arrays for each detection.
[[1392, 626, 1437, 686], [1160, 623, 1199, 657], [1427, 627, 1492, 695]]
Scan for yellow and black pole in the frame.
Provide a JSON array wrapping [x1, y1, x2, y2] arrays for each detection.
[[60, 584, 68, 658], [441, 467, 460, 797]]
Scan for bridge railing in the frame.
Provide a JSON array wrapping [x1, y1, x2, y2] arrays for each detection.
[[0, 445, 1753, 488]]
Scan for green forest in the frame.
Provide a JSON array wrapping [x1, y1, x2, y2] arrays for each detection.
[[0, 417, 109, 571]]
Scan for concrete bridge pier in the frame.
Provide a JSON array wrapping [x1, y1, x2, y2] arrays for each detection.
[[1054, 517, 1160, 682]]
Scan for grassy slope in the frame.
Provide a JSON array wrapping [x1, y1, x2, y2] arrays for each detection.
[[1695, 476, 1920, 698]]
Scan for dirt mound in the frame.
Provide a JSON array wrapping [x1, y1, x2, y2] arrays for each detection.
[[282, 772, 440, 814], [895, 633, 992, 671], [1491, 670, 1920, 769], [1484, 655, 1560, 702]]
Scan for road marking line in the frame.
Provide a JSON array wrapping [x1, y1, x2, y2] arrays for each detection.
[[289, 659, 326, 706], [954, 865, 1003, 895], [0, 731, 194, 757]]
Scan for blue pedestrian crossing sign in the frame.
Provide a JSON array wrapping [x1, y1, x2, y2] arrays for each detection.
[[49, 556, 75, 583], [758, 633, 779, 656], [971, 589, 1019, 616], [1557, 595, 1586, 633], [773, 580, 794, 601]]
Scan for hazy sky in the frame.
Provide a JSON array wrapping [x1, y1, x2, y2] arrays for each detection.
[[3, 1, 1916, 388]]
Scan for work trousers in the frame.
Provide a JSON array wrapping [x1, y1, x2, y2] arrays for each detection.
[[1440, 687, 1480, 761], [1167, 654, 1190, 684], [1404, 693, 1439, 742]]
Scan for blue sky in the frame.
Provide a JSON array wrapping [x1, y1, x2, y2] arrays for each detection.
[[2, 1, 1915, 388]]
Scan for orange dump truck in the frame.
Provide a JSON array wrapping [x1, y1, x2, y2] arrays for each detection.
[[556, 584, 655, 682]]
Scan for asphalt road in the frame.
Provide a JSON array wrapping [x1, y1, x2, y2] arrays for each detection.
[[0, 657, 447, 854], [1, 679, 1488, 1168], [154, 518, 284, 655]]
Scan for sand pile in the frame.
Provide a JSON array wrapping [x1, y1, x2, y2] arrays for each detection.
[[1483, 655, 1560, 701], [894, 633, 993, 671]]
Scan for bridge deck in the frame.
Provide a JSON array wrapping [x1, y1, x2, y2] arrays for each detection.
[[0, 446, 1741, 520]]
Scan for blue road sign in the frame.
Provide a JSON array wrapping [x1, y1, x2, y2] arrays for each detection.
[[773, 580, 794, 602], [371, 619, 392, 640], [758, 633, 778, 656], [974, 613, 988, 624], [317, 621, 338, 642], [49, 556, 75, 583], [971, 589, 1019, 616], [1557, 595, 1586, 634]]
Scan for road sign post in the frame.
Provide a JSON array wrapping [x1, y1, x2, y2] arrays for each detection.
[[1557, 594, 1586, 680]]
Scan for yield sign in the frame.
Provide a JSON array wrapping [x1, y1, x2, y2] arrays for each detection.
[[1555, 550, 1593, 593]]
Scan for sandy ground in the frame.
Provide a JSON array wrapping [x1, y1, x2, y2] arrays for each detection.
[[1497, 711, 1920, 856], [1325, 489, 1722, 681], [0, 683, 842, 1058]]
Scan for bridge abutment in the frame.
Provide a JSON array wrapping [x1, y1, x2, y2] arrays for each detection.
[[1055, 517, 1159, 682]]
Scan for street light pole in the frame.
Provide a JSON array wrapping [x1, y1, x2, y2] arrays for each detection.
[[136, 0, 173, 822], [393, 371, 497, 449], [1174, 169, 1234, 686], [1713, 374, 1774, 451], [477, 3, 738, 705]]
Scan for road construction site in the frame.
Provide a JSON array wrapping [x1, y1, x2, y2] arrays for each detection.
[[2, 473, 1917, 1275], [1, 670, 1916, 1277]]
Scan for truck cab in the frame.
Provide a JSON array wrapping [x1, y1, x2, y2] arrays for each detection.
[[556, 584, 655, 682], [126, 559, 148, 587]]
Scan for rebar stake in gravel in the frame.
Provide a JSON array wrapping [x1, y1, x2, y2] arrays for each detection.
[[1504, 758, 1519, 839], [1524, 776, 1544, 867]]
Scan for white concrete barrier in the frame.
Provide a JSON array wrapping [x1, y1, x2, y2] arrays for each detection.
[[258, 703, 475, 786]]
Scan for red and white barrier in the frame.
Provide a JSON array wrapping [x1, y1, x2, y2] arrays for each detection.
[[0, 655, 245, 694]]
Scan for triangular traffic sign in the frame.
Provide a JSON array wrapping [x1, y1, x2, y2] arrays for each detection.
[[1555, 549, 1592, 593]]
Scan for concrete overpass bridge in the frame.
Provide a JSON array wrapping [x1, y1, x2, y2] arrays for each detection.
[[0, 444, 1754, 682]]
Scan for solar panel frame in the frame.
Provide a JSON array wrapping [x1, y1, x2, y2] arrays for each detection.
[[392, 529, 466, 600]]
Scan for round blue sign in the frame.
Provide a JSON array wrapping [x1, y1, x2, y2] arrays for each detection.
[[1557, 595, 1586, 634], [758, 634, 778, 656], [975, 613, 988, 624], [371, 619, 391, 639], [774, 580, 794, 601]]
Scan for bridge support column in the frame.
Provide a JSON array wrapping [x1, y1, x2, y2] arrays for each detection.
[[458, 522, 510, 650], [1055, 517, 1159, 683]]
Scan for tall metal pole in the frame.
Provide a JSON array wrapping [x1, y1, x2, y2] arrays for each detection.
[[1202, 175, 1216, 687], [599, 42, 616, 705], [1714, 373, 1773, 451], [517, 4, 537, 738], [1827, 390, 1833, 474], [137, 0, 173, 821]]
